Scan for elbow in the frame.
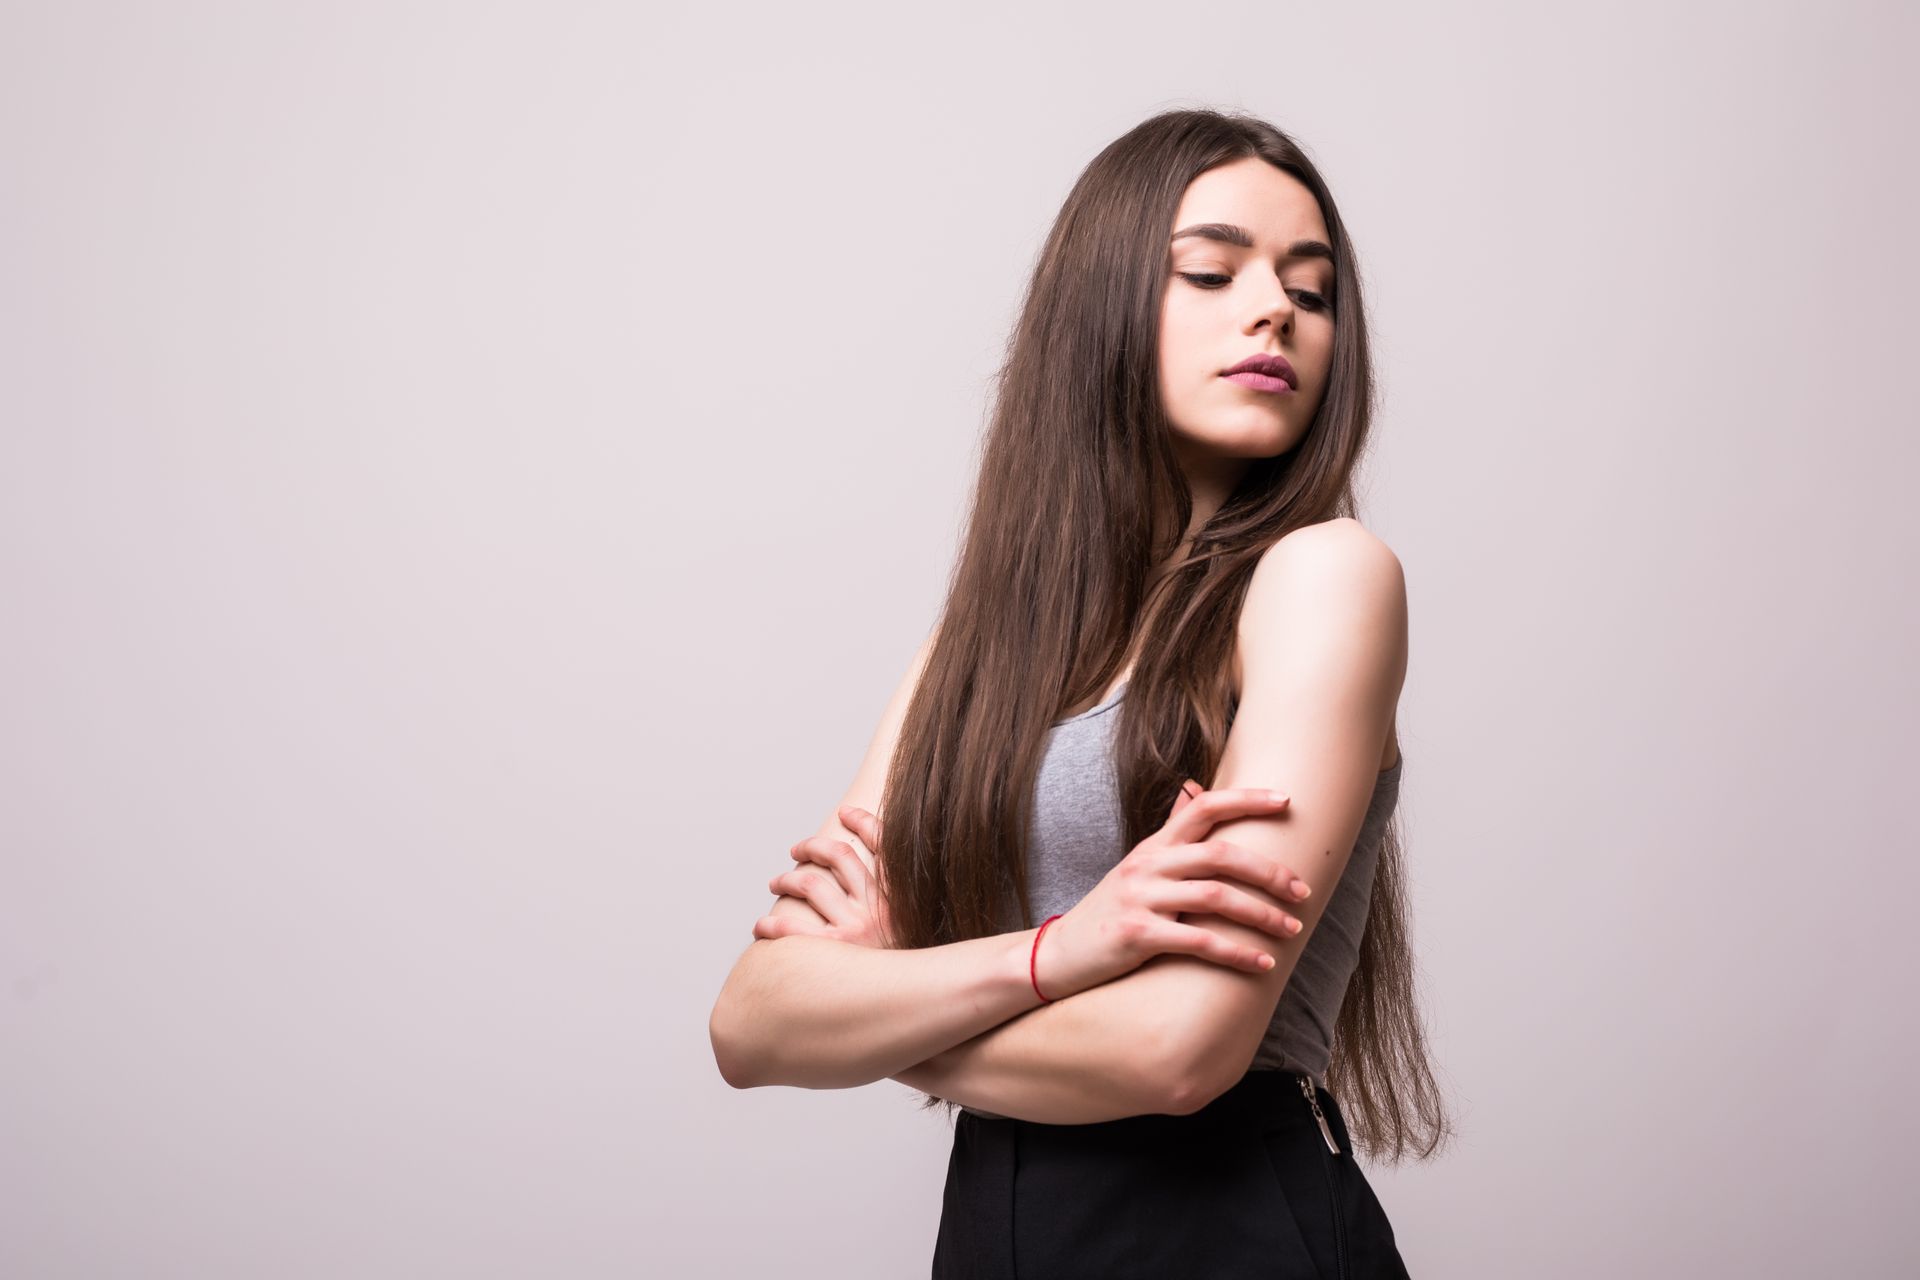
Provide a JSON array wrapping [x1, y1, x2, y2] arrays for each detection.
[[711, 1009, 759, 1090], [1162, 1067, 1220, 1117], [1156, 1023, 1241, 1117], [1132, 1026, 1194, 1117], [709, 964, 776, 1090], [710, 999, 756, 1089], [713, 1002, 785, 1089]]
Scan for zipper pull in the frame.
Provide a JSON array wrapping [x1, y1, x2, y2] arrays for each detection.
[[1297, 1073, 1340, 1155]]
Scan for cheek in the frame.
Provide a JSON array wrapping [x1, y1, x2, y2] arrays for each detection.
[[1157, 349, 1208, 412], [1155, 319, 1182, 396], [1158, 301, 1208, 386], [1304, 337, 1335, 393]]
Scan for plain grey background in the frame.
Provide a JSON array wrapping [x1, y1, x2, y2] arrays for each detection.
[[3, 2, 1915, 1276]]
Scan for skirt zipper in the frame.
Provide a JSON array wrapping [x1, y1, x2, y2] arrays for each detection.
[[1297, 1072, 1339, 1154], [1298, 1073, 1349, 1280]]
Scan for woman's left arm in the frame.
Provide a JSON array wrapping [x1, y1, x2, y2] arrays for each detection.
[[889, 520, 1408, 1122]]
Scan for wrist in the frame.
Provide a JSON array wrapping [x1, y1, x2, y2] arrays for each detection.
[[1021, 913, 1084, 1005], [1032, 913, 1067, 1003], [1006, 924, 1053, 1009]]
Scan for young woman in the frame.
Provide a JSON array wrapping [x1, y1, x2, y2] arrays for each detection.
[[710, 107, 1451, 1278]]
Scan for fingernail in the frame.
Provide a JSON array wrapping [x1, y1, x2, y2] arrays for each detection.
[[1182, 780, 1201, 797], [1269, 790, 1289, 803], [1293, 880, 1311, 898]]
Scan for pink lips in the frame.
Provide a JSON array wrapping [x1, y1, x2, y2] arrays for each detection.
[[1223, 371, 1294, 394], [1221, 352, 1297, 394]]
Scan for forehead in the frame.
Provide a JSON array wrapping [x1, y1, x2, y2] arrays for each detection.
[[1169, 157, 1328, 247]]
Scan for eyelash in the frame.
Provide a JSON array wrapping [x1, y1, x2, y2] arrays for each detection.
[[1177, 272, 1332, 313]]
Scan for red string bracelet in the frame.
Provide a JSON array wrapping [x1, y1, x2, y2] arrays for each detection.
[[1030, 913, 1064, 1002]]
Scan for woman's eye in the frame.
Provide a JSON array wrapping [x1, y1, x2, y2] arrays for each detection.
[[1177, 273, 1333, 313]]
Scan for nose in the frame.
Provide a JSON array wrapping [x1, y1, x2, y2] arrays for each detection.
[[1244, 275, 1294, 335]]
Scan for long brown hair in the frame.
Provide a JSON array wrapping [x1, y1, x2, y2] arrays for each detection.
[[878, 108, 1451, 1163]]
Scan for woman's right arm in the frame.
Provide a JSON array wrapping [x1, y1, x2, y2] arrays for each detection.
[[710, 923, 1064, 1090]]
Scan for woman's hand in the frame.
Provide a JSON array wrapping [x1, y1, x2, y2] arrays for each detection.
[[1031, 780, 1311, 1001], [751, 805, 895, 948]]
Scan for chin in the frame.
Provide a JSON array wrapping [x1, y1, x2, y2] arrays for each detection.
[[1175, 420, 1298, 460]]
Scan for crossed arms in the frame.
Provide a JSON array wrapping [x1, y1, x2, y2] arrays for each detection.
[[706, 520, 1406, 1123]]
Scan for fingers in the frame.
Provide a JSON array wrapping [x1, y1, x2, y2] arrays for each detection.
[[1147, 920, 1277, 975], [838, 804, 884, 852], [832, 809, 891, 894], [1159, 786, 1290, 845], [788, 837, 870, 897], [1164, 838, 1312, 902], [752, 913, 827, 941], [1154, 876, 1304, 941], [768, 870, 851, 917], [769, 846, 855, 916], [1168, 778, 1202, 818]]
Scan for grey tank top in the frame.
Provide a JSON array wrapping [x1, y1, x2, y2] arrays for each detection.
[[958, 679, 1404, 1120]]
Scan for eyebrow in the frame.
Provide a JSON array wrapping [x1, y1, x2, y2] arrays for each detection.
[[1170, 223, 1334, 262]]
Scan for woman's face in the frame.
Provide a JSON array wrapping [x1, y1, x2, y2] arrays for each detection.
[[1158, 157, 1336, 468]]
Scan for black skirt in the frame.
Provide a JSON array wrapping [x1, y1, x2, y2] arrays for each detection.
[[931, 1068, 1411, 1279]]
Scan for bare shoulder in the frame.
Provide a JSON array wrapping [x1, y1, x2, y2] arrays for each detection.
[[1236, 518, 1405, 675], [1234, 517, 1407, 766], [1250, 517, 1403, 599]]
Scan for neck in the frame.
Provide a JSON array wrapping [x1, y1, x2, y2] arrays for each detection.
[[1157, 444, 1247, 579]]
